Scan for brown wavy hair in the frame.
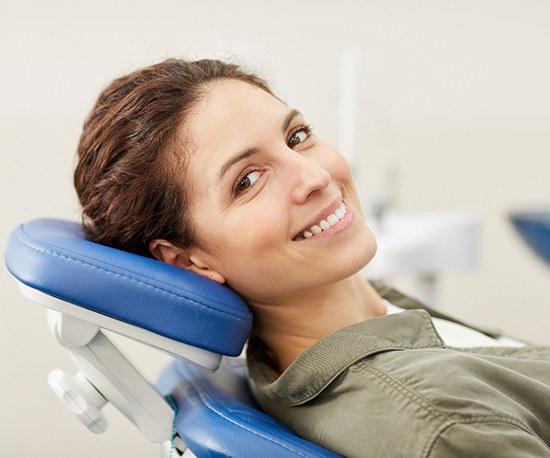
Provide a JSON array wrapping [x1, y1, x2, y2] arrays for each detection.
[[74, 58, 272, 257]]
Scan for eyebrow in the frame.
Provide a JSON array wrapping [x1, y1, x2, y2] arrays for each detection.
[[218, 109, 302, 181], [282, 109, 301, 133]]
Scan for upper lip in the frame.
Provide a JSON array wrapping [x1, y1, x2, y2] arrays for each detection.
[[292, 196, 344, 239]]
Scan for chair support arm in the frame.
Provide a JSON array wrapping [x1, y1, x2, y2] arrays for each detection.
[[48, 311, 175, 443]]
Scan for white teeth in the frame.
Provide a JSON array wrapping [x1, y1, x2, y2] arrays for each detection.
[[319, 220, 331, 230], [299, 202, 348, 240]]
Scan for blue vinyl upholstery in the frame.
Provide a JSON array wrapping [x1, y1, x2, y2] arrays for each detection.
[[5, 218, 252, 355], [157, 358, 341, 457]]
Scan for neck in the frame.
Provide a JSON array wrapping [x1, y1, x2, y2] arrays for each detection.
[[248, 274, 386, 373]]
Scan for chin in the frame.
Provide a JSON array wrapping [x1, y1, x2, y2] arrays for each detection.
[[339, 233, 377, 279]]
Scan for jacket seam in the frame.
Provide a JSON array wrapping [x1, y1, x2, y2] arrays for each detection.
[[357, 361, 450, 423], [422, 416, 544, 458]]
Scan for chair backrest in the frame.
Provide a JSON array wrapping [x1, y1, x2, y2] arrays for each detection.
[[157, 357, 341, 458]]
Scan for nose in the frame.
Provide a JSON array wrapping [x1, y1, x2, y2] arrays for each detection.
[[286, 152, 331, 204]]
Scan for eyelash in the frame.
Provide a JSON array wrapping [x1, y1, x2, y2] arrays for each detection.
[[232, 123, 314, 196]]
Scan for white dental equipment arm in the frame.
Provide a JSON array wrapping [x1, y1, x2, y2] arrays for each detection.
[[46, 310, 175, 442]]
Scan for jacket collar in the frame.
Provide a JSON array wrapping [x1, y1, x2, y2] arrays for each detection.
[[250, 309, 445, 406]]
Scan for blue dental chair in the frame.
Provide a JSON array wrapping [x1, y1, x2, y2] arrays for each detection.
[[5, 218, 340, 458]]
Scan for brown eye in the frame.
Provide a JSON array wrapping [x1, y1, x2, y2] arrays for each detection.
[[235, 170, 262, 195], [287, 125, 312, 148], [288, 130, 308, 147]]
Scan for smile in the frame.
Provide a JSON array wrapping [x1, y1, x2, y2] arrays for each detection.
[[293, 202, 348, 241]]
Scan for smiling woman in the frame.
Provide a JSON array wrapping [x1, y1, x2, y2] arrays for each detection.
[[149, 79, 378, 312], [74, 58, 550, 458]]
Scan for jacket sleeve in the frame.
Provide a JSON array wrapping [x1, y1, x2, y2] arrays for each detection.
[[426, 421, 550, 458]]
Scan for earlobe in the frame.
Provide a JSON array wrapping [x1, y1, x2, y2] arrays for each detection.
[[149, 239, 226, 285], [187, 259, 226, 285]]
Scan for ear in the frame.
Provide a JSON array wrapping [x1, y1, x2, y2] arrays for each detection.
[[149, 239, 226, 284]]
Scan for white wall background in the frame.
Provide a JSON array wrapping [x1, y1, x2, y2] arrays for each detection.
[[1, 1, 549, 456]]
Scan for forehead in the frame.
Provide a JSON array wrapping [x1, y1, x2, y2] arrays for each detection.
[[182, 79, 288, 168], [187, 79, 286, 136]]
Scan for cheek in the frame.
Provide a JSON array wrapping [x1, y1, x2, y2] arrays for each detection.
[[335, 151, 354, 177], [324, 149, 365, 215], [319, 147, 355, 185], [198, 200, 288, 259], [232, 203, 287, 249], [205, 210, 288, 298]]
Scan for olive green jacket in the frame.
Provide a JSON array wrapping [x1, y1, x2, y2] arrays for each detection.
[[247, 282, 550, 457]]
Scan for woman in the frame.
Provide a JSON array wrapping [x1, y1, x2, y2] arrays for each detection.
[[75, 58, 550, 457]]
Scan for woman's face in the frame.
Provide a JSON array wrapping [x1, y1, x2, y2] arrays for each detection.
[[181, 79, 377, 304]]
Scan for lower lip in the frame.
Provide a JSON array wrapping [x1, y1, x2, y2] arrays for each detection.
[[295, 205, 355, 242]]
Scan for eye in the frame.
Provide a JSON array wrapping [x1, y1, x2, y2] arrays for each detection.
[[234, 169, 262, 195], [287, 125, 312, 148]]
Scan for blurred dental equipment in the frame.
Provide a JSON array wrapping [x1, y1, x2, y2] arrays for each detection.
[[510, 209, 550, 267], [337, 46, 479, 306]]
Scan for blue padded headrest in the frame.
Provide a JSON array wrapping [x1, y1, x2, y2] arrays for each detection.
[[5, 218, 252, 356]]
